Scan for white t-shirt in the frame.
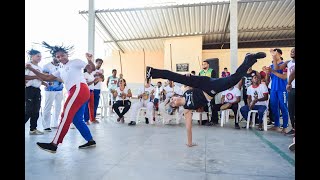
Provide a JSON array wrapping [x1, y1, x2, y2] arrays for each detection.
[[115, 86, 130, 101], [247, 84, 269, 106], [154, 86, 163, 99], [163, 85, 183, 98], [93, 68, 104, 90], [268, 79, 272, 89], [287, 60, 295, 88], [222, 87, 241, 103], [138, 86, 155, 102], [84, 72, 95, 90], [108, 76, 119, 91], [52, 59, 87, 91], [25, 63, 42, 88]]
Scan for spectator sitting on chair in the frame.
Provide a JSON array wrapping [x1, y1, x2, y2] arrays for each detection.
[[221, 67, 231, 77], [128, 79, 155, 126], [112, 79, 132, 123], [209, 85, 241, 129], [240, 75, 269, 131]]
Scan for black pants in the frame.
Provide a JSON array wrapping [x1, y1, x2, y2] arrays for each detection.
[[211, 103, 238, 124], [25, 86, 41, 131], [243, 89, 248, 105], [288, 88, 295, 128], [150, 54, 258, 97], [112, 100, 131, 118]]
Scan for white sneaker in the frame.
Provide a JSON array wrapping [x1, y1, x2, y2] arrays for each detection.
[[29, 129, 44, 135]]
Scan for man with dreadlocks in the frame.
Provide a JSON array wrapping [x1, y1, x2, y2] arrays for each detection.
[[25, 49, 47, 135], [25, 42, 97, 153]]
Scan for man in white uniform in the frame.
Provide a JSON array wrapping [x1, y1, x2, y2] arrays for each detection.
[[42, 57, 64, 131], [25, 49, 46, 135]]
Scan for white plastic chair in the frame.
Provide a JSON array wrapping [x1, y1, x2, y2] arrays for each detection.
[[246, 98, 269, 131], [162, 108, 181, 125], [220, 104, 241, 127], [136, 107, 147, 124]]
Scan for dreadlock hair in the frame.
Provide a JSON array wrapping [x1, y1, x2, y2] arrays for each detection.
[[26, 49, 40, 56], [42, 41, 74, 57]]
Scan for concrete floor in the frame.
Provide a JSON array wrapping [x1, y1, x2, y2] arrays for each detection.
[[25, 114, 295, 180]]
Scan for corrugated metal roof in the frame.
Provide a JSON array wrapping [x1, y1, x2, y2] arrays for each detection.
[[79, 0, 295, 53]]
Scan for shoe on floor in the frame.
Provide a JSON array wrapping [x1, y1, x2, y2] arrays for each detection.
[[145, 117, 149, 124], [79, 140, 96, 149], [288, 143, 295, 152], [30, 129, 44, 135], [257, 123, 263, 131], [235, 123, 240, 129], [285, 129, 295, 136], [92, 120, 100, 124], [128, 121, 136, 126], [44, 128, 52, 132], [120, 117, 125, 123], [37, 142, 57, 153]]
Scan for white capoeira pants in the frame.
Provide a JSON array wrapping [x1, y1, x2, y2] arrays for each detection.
[[42, 90, 63, 129], [130, 100, 154, 124]]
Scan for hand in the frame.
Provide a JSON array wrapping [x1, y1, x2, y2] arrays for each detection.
[[121, 93, 127, 99], [186, 142, 197, 147], [249, 102, 255, 110], [85, 53, 93, 61], [25, 63, 32, 69], [269, 48, 276, 55], [286, 84, 292, 92], [265, 67, 271, 74]]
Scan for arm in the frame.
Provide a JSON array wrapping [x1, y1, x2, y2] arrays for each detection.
[[271, 70, 287, 80], [232, 96, 241, 104], [85, 53, 96, 71], [184, 109, 197, 147], [288, 67, 295, 85], [238, 79, 243, 90], [25, 75, 41, 80], [25, 64, 57, 81], [273, 60, 289, 70], [286, 67, 295, 92], [221, 95, 225, 104], [106, 77, 110, 88], [247, 95, 252, 108]]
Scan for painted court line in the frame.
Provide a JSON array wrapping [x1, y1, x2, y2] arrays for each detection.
[[252, 129, 295, 167]]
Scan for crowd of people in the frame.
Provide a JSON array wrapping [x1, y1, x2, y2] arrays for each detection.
[[25, 44, 295, 152]]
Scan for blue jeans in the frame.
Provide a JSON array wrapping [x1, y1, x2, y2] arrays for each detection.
[[240, 105, 267, 123]]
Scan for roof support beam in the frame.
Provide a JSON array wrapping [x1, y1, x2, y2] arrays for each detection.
[[220, 11, 230, 49], [203, 38, 295, 45], [103, 27, 295, 43], [79, 0, 281, 14], [95, 15, 125, 53]]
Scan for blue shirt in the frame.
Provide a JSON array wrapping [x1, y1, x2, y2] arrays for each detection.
[[270, 62, 287, 92], [43, 62, 64, 91]]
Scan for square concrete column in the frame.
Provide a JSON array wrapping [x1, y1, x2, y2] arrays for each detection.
[[88, 0, 95, 55], [229, 0, 238, 74]]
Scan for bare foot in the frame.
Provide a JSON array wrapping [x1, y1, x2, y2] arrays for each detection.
[[186, 143, 197, 147]]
